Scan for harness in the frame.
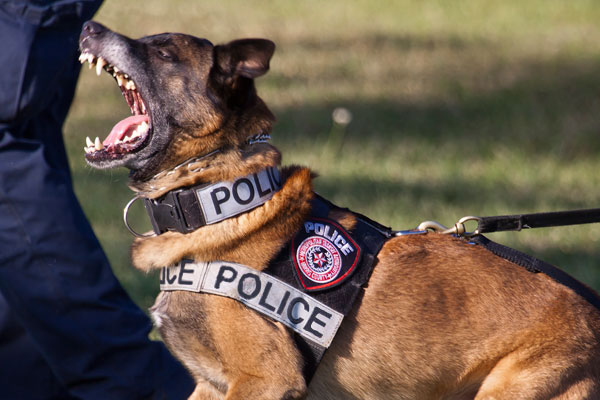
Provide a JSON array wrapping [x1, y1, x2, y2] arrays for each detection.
[[135, 166, 393, 380], [131, 166, 600, 383], [263, 194, 393, 379], [154, 185, 393, 381]]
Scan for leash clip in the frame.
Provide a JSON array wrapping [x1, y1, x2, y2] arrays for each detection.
[[450, 216, 482, 237], [416, 216, 481, 237], [123, 196, 156, 238]]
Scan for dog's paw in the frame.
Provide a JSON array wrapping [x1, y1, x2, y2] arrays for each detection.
[[130, 233, 183, 271]]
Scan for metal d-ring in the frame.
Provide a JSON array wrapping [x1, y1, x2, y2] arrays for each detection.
[[123, 196, 156, 238]]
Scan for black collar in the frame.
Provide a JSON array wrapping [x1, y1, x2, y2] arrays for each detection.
[[143, 166, 281, 234]]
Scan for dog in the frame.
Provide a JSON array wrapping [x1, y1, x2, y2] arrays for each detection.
[[79, 21, 600, 399]]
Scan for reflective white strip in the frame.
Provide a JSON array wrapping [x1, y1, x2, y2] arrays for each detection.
[[196, 167, 281, 224], [160, 260, 344, 348]]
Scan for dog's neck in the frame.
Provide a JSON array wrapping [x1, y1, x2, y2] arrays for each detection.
[[128, 141, 281, 199], [130, 165, 315, 272]]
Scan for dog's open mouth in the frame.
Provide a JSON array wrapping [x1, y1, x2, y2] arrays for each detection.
[[79, 52, 151, 161]]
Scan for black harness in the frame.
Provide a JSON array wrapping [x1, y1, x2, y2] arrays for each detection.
[[143, 171, 600, 383], [266, 194, 393, 380], [146, 174, 394, 381], [470, 235, 600, 311]]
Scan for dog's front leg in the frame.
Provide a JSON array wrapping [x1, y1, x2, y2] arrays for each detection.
[[208, 298, 308, 400]]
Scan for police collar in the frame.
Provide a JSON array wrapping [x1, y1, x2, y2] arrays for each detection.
[[137, 166, 281, 235]]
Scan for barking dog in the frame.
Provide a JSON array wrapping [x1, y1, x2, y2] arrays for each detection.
[[79, 21, 600, 399]]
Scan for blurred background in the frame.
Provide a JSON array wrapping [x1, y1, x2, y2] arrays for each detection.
[[65, 0, 600, 309]]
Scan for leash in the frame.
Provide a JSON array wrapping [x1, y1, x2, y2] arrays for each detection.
[[416, 208, 600, 237]]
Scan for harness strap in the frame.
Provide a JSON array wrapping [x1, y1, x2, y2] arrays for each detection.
[[160, 260, 344, 348], [470, 235, 600, 311]]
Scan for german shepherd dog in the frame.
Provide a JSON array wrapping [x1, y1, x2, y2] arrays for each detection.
[[79, 21, 600, 399]]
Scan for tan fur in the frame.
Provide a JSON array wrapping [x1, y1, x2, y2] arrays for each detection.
[[135, 156, 600, 399], [84, 25, 600, 399], [130, 144, 281, 198], [308, 235, 600, 399]]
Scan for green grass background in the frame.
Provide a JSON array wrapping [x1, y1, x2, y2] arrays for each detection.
[[65, 0, 600, 309]]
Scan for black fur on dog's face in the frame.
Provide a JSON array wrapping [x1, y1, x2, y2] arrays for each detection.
[[79, 21, 275, 181]]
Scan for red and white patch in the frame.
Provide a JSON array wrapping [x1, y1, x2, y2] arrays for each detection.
[[296, 236, 342, 284], [292, 218, 362, 291]]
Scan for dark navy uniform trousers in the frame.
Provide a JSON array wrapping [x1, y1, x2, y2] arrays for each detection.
[[0, 1, 194, 398]]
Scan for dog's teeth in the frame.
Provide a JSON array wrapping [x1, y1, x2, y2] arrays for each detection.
[[94, 137, 103, 150], [125, 80, 136, 90], [138, 121, 149, 133], [138, 121, 149, 132], [86, 136, 93, 147], [79, 53, 87, 64], [116, 74, 125, 87], [87, 54, 96, 69], [113, 66, 120, 73], [96, 57, 106, 76], [141, 101, 147, 114]]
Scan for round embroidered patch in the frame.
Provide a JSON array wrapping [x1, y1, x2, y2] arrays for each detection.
[[291, 218, 362, 291], [296, 236, 342, 284]]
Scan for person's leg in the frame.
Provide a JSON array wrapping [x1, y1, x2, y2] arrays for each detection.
[[0, 292, 76, 400], [0, 2, 194, 399]]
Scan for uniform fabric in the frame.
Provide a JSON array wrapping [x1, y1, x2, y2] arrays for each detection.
[[0, 1, 194, 398]]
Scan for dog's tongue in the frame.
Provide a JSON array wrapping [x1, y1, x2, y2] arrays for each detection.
[[103, 115, 149, 146]]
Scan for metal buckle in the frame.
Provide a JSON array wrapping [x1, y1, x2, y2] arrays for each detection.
[[123, 196, 156, 238]]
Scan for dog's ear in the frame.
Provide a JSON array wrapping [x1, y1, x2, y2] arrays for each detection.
[[213, 39, 275, 79]]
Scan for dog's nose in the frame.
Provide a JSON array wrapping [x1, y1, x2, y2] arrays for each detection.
[[82, 21, 107, 36]]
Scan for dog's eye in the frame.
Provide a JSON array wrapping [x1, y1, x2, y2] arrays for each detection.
[[157, 49, 173, 60]]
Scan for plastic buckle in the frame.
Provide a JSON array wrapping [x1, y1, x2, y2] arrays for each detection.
[[143, 190, 190, 234]]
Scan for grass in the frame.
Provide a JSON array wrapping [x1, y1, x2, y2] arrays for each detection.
[[65, 0, 600, 309]]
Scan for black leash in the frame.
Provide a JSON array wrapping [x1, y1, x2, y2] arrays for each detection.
[[476, 208, 600, 234], [415, 208, 600, 237]]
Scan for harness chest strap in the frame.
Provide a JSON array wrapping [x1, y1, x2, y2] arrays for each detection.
[[160, 260, 344, 348]]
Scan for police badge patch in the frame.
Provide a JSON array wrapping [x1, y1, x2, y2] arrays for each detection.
[[292, 218, 362, 291]]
